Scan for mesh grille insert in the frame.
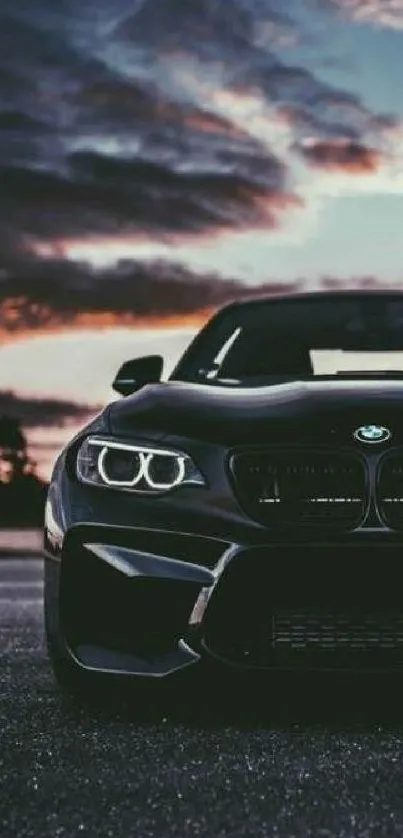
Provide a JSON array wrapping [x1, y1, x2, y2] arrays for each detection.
[[378, 454, 403, 529], [272, 610, 403, 652], [231, 448, 367, 529]]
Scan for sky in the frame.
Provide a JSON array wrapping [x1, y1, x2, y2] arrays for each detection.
[[0, 0, 403, 477]]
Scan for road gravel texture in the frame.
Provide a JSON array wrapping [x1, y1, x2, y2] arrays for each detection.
[[2, 558, 403, 837]]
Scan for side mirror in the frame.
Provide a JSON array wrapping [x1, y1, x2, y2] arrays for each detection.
[[112, 355, 163, 396]]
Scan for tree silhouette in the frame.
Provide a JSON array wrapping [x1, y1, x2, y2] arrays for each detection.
[[0, 415, 47, 526]]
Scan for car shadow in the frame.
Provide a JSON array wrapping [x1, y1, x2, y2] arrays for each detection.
[[59, 667, 403, 733]]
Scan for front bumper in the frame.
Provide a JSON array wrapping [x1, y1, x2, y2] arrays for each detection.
[[45, 523, 403, 677]]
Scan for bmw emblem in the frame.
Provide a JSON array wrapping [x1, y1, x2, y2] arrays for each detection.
[[353, 424, 392, 444]]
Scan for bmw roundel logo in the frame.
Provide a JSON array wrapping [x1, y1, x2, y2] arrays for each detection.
[[353, 424, 392, 444]]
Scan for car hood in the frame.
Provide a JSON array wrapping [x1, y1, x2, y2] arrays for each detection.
[[108, 379, 403, 446]]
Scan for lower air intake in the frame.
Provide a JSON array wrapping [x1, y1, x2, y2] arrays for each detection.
[[272, 610, 403, 652]]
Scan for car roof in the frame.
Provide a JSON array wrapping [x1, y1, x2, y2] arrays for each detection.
[[220, 287, 403, 316]]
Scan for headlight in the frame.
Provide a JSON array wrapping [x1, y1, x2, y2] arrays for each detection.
[[76, 436, 206, 494]]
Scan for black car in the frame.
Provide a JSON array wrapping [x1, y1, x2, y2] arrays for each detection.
[[44, 289, 403, 698]]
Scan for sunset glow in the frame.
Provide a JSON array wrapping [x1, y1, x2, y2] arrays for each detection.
[[1, 0, 403, 479]]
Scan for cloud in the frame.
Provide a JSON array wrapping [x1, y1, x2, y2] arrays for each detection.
[[113, 0, 293, 59], [298, 138, 382, 173], [74, 75, 250, 141], [0, 0, 400, 271], [0, 390, 100, 428], [0, 251, 396, 340], [322, 0, 403, 29], [0, 5, 302, 253], [0, 151, 297, 250], [0, 256, 305, 337], [0, 67, 38, 108]]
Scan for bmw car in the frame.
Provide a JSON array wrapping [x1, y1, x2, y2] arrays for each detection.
[[44, 289, 403, 698]]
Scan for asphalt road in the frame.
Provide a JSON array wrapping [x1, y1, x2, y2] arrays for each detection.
[[3, 560, 403, 837]]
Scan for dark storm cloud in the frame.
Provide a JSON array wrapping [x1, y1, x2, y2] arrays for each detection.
[[0, 13, 70, 67], [72, 75, 252, 145], [0, 257, 304, 333], [0, 146, 292, 244], [114, 0, 300, 64], [115, 0, 258, 60], [0, 0, 397, 261], [0, 112, 52, 134], [0, 254, 390, 337], [0, 68, 38, 107], [0, 390, 100, 428], [114, 0, 395, 138], [0, 1, 299, 252]]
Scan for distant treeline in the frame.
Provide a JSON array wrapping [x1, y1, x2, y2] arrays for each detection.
[[0, 415, 47, 528]]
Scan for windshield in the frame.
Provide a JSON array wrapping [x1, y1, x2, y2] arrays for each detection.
[[173, 295, 403, 386]]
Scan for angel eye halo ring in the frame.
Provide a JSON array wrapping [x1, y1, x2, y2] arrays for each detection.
[[76, 436, 205, 493], [98, 445, 186, 490]]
